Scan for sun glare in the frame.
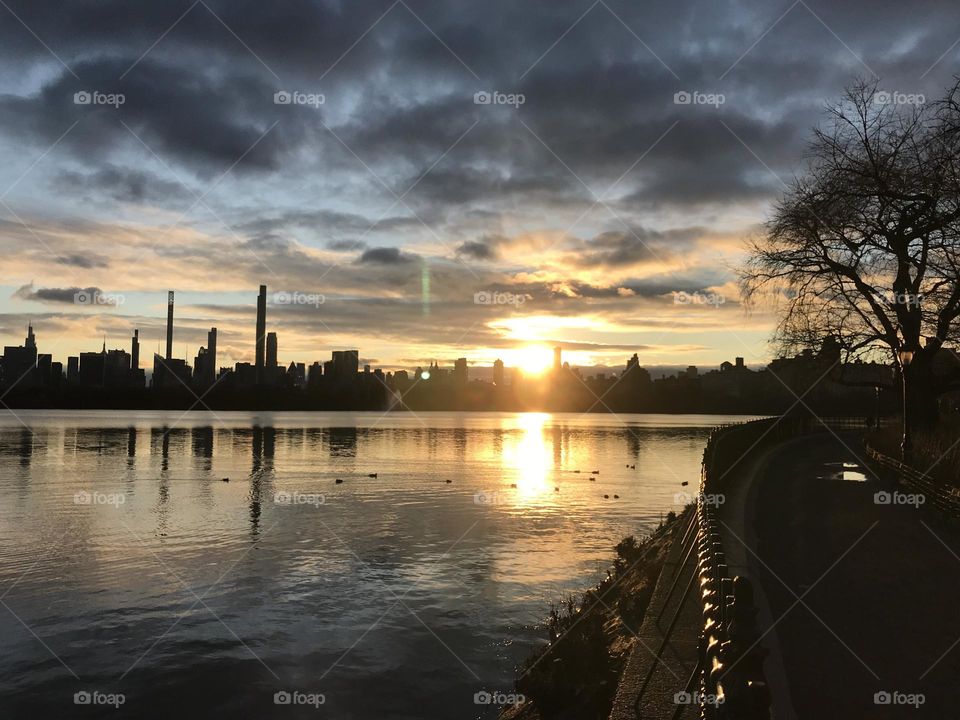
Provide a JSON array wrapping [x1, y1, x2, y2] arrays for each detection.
[[508, 345, 553, 376]]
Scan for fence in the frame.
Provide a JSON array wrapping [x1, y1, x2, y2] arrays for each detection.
[[638, 414, 888, 718], [694, 420, 774, 719], [865, 446, 960, 516]]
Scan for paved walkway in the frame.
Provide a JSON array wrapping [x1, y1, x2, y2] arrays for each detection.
[[731, 432, 960, 719], [608, 510, 701, 720]]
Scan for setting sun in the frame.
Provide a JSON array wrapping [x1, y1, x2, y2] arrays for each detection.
[[511, 345, 554, 375]]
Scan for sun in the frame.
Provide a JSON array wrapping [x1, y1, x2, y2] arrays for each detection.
[[512, 345, 554, 376]]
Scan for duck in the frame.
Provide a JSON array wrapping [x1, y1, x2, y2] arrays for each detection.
[[613, 494, 620, 499], [220, 477, 230, 482], [629, 464, 635, 469], [681, 481, 689, 486], [603, 494, 609, 499], [445, 479, 452, 484], [367, 473, 378, 478], [591, 470, 599, 475], [554, 487, 560, 492], [335, 478, 343, 484], [510, 483, 517, 488], [588, 478, 596, 482]]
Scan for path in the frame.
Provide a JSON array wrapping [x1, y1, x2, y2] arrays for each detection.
[[731, 432, 960, 719]]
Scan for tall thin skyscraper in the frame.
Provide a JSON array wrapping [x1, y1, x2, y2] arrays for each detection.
[[255, 285, 266, 374], [208, 327, 217, 374], [131, 329, 140, 370], [165, 291, 175, 360], [25, 323, 36, 349]]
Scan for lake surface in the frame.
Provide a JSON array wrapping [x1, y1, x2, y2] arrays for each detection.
[[0, 411, 753, 719]]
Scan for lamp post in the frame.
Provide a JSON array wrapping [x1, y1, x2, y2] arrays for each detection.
[[874, 384, 882, 427], [899, 348, 915, 464]]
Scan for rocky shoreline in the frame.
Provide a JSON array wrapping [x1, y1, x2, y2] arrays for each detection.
[[500, 508, 688, 720]]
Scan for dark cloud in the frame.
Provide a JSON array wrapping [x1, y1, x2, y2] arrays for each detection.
[[59, 253, 111, 269], [357, 247, 419, 265], [13, 283, 119, 306], [456, 234, 511, 260], [53, 165, 191, 205], [569, 228, 703, 268]]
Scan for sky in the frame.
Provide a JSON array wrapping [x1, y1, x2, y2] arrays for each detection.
[[0, 0, 957, 374]]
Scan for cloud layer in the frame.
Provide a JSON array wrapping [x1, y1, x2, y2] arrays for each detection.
[[0, 0, 955, 369]]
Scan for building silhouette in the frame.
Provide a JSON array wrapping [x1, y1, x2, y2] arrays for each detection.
[[255, 284, 267, 382], [165, 291, 174, 360], [266, 332, 278, 368], [1, 324, 39, 391], [493, 358, 505, 386]]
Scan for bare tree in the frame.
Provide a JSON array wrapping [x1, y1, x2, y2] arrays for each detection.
[[741, 79, 960, 426]]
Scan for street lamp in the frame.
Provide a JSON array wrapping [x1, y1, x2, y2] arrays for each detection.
[[899, 348, 915, 464]]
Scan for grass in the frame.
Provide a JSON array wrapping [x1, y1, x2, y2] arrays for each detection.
[[501, 510, 681, 720], [866, 416, 960, 487]]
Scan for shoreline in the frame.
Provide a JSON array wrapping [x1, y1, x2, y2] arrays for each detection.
[[500, 508, 688, 720]]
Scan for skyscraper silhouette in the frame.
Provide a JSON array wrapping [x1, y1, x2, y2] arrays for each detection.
[[208, 327, 217, 375], [165, 291, 175, 360], [255, 285, 266, 381], [266, 332, 278, 368]]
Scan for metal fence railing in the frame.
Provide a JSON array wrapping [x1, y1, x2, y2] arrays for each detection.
[[695, 420, 773, 719], [864, 446, 960, 517], [638, 414, 890, 718]]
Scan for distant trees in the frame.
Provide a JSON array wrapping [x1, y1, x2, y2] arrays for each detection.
[[741, 79, 960, 426]]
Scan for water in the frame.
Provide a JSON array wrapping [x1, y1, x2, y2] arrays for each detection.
[[0, 410, 753, 719]]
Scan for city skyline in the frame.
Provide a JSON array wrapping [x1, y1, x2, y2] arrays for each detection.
[[4, 284, 769, 378]]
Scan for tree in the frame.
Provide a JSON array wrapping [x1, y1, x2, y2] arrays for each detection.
[[741, 79, 960, 427]]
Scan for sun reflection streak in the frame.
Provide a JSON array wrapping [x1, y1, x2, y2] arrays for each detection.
[[503, 413, 552, 500]]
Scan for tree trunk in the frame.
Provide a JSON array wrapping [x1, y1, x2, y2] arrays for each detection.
[[905, 354, 939, 430]]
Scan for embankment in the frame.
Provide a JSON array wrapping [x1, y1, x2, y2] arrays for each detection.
[[500, 509, 689, 720]]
